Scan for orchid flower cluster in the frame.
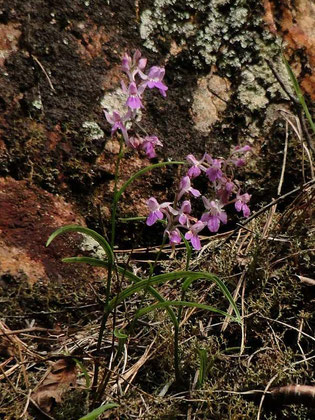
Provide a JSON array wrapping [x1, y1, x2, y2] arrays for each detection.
[[104, 51, 252, 251], [104, 50, 167, 159], [146, 146, 252, 250]]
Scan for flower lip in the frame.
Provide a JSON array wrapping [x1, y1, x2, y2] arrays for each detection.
[[178, 176, 201, 200], [206, 159, 223, 182], [146, 197, 175, 226], [235, 192, 251, 217], [139, 66, 168, 97], [126, 82, 143, 109], [167, 228, 181, 246], [186, 154, 208, 178], [177, 200, 192, 226], [184, 220, 205, 250]]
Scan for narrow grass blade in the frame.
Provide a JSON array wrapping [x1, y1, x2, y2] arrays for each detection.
[[119, 216, 146, 222], [62, 256, 179, 328], [46, 225, 114, 265], [133, 301, 235, 321], [78, 403, 119, 420], [283, 54, 315, 134], [73, 358, 90, 389], [109, 271, 241, 323], [114, 328, 128, 339], [198, 348, 208, 387]]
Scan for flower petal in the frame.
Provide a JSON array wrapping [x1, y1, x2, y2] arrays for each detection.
[[235, 200, 242, 212], [146, 212, 158, 226], [207, 216, 220, 232], [179, 213, 187, 226], [189, 188, 201, 197], [242, 204, 250, 218], [147, 197, 159, 211], [191, 234, 201, 250]]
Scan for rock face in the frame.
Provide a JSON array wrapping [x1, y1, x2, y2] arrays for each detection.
[[0, 0, 313, 287], [265, 0, 315, 99], [191, 74, 231, 133], [0, 177, 94, 285]]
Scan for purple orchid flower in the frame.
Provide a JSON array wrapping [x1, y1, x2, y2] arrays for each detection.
[[167, 228, 181, 246], [235, 192, 251, 217], [230, 145, 251, 167], [121, 53, 132, 73], [140, 66, 168, 97], [177, 200, 191, 226], [127, 135, 163, 158], [216, 177, 235, 204], [185, 220, 205, 250], [142, 136, 163, 159], [104, 109, 131, 143], [201, 197, 227, 233], [178, 176, 201, 200], [146, 197, 173, 226], [128, 135, 142, 149], [233, 145, 251, 154], [122, 50, 147, 81], [126, 82, 143, 109], [186, 154, 209, 178], [206, 158, 223, 182]]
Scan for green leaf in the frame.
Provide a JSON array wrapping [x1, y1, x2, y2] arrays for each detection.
[[198, 348, 208, 387], [118, 216, 146, 222], [73, 358, 90, 389], [283, 54, 315, 134], [46, 225, 114, 266], [133, 300, 235, 322], [114, 328, 128, 339], [62, 256, 178, 328], [78, 403, 119, 420], [109, 271, 241, 323]]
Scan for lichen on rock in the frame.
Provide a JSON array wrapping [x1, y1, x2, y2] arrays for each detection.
[[82, 121, 104, 140], [140, 0, 291, 116]]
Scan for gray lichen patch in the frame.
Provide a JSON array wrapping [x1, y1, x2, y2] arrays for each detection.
[[140, 0, 266, 68], [238, 74, 268, 111], [80, 233, 106, 259], [101, 87, 127, 115], [237, 58, 294, 111], [82, 121, 104, 140], [139, 0, 291, 116]]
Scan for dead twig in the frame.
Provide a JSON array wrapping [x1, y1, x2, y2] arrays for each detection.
[[32, 55, 56, 92], [259, 315, 315, 343]]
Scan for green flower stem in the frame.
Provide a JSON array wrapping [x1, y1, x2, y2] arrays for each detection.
[[174, 235, 192, 383], [130, 237, 167, 332], [93, 139, 124, 392], [110, 139, 125, 248]]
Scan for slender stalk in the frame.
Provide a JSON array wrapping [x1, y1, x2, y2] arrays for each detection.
[[111, 139, 125, 248], [130, 238, 167, 332], [92, 138, 124, 392], [174, 236, 192, 383]]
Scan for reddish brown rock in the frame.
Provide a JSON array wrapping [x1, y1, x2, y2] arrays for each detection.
[[0, 177, 101, 285], [75, 22, 110, 62], [264, 0, 315, 99]]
